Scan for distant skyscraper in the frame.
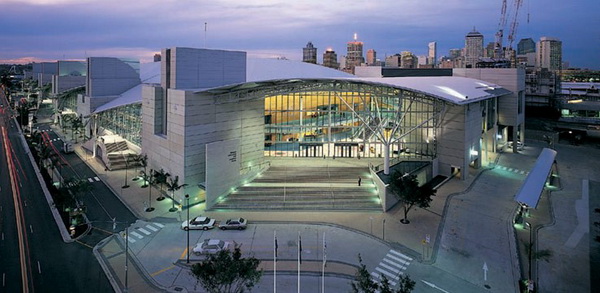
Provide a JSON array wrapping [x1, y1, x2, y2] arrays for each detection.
[[153, 53, 161, 62], [303, 41, 317, 64], [428, 42, 437, 67], [345, 34, 365, 73], [536, 37, 562, 71], [366, 49, 376, 66], [464, 29, 484, 68], [517, 38, 536, 55], [323, 48, 339, 69]]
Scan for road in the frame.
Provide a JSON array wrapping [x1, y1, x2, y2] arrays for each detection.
[[0, 91, 123, 292]]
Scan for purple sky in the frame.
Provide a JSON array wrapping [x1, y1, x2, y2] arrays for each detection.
[[1, 0, 598, 69]]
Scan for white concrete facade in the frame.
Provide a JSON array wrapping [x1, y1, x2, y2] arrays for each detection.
[[453, 68, 526, 154]]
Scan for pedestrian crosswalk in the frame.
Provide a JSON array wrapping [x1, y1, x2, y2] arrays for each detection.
[[125, 222, 165, 244], [87, 176, 101, 183], [370, 249, 413, 286], [495, 165, 529, 175]]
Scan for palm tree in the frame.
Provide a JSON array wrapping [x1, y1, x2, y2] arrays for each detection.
[[132, 153, 148, 181], [165, 175, 188, 212], [63, 177, 94, 205], [153, 169, 170, 201], [140, 169, 156, 212], [37, 143, 53, 168]]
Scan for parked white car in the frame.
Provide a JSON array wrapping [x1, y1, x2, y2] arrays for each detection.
[[217, 218, 248, 230], [181, 216, 216, 231], [192, 239, 235, 255]]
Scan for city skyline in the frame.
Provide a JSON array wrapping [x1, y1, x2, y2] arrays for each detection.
[[1, 0, 598, 69]]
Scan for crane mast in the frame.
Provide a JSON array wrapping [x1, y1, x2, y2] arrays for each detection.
[[493, 0, 508, 59], [493, 0, 523, 67]]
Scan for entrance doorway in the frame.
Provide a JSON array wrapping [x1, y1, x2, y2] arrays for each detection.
[[299, 143, 323, 157], [334, 143, 359, 158]]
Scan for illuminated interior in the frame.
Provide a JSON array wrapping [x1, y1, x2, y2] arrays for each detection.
[[263, 82, 442, 159]]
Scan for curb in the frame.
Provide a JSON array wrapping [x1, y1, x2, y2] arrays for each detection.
[[15, 119, 73, 243]]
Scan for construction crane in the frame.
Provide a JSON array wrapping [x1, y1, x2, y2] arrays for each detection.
[[493, 0, 524, 65]]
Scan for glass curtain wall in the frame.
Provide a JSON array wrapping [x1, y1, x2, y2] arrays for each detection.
[[263, 82, 441, 159], [96, 103, 142, 146]]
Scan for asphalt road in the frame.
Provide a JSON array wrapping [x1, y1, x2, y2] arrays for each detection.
[[0, 91, 130, 292]]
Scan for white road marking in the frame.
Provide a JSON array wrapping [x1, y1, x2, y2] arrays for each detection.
[[137, 228, 151, 235], [389, 249, 413, 261]]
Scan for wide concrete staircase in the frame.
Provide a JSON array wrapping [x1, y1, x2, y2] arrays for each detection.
[[106, 140, 138, 170], [212, 165, 381, 211]]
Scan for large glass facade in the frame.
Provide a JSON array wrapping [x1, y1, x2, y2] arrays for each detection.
[[262, 81, 443, 160], [96, 103, 142, 146]]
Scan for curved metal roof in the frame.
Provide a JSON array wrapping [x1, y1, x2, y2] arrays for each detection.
[[95, 58, 511, 113], [201, 76, 510, 105]]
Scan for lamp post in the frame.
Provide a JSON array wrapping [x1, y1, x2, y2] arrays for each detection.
[[122, 155, 130, 189], [112, 218, 130, 292], [186, 194, 190, 264], [382, 219, 386, 241], [525, 222, 533, 281]]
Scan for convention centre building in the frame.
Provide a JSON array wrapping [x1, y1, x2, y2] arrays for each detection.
[[61, 47, 524, 211]]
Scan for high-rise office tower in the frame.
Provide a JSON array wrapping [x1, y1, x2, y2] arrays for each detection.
[[536, 37, 562, 71], [366, 49, 376, 66], [303, 41, 317, 64], [323, 48, 339, 69], [428, 42, 437, 67], [517, 38, 536, 55], [345, 33, 365, 73], [464, 29, 484, 68]]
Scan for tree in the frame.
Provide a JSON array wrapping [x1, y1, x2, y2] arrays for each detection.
[[191, 247, 262, 293], [63, 177, 94, 204], [132, 153, 147, 181], [140, 169, 156, 212], [394, 275, 416, 293], [351, 254, 379, 293], [351, 254, 415, 293], [153, 169, 170, 201], [389, 173, 436, 224], [165, 175, 187, 212]]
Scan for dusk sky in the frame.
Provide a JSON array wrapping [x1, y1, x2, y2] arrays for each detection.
[[1, 0, 598, 69]]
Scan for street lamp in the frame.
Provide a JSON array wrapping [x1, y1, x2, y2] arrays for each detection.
[[525, 222, 533, 281], [112, 218, 130, 292], [122, 155, 130, 189], [186, 194, 190, 264]]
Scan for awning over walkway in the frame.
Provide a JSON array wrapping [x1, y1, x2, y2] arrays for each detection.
[[514, 148, 557, 208]]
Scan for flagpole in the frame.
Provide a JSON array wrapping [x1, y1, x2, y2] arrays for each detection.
[[322, 232, 326, 293], [274, 230, 277, 293], [297, 232, 300, 293]]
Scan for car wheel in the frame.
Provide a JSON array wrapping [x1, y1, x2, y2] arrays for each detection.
[[183, 227, 189, 231], [220, 227, 226, 230], [238, 227, 244, 230], [203, 227, 209, 231]]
